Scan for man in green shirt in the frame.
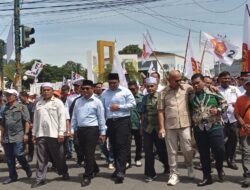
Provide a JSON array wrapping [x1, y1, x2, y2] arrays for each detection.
[[190, 73, 227, 187], [128, 81, 143, 167]]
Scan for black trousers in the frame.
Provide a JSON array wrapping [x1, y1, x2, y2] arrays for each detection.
[[73, 132, 84, 164], [27, 129, 34, 158], [127, 129, 142, 164], [224, 121, 239, 162], [36, 137, 68, 182], [106, 117, 131, 178], [144, 130, 168, 178], [77, 127, 99, 179], [194, 128, 225, 178]]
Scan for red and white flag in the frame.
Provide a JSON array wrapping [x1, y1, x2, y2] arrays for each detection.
[[184, 34, 200, 79], [202, 32, 239, 66], [25, 61, 44, 78], [242, 4, 250, 74], [141, 32, 153, 65]]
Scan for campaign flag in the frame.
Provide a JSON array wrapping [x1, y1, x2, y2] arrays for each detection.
[[202, 32, 239, 66], [141, 32, 153, 65], [24, 61, 44, 78], [112, 52, 128, 88], [184, 34, 200, 79], [242, 4, 250, 74]]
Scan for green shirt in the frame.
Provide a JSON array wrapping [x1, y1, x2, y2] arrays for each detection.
[[1, 103, 30, 143], [141, 93, 159, 134], [189, 88, 227, 131], [130, 93, 143, 130]]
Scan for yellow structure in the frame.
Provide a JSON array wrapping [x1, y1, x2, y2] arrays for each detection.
[[97, 40, 115, 75]]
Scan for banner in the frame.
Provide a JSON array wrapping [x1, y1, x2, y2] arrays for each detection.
[[242, 4, 250, 74], [202, 32, 239, 66], [6, 19, 14, 63]]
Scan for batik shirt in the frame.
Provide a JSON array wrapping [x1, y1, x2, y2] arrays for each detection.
[[189, 88, 227, 131]]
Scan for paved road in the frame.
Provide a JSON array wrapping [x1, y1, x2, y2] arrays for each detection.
[[0, 147, 246, 190]]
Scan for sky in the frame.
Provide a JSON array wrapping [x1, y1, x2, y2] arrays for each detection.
[[0, 0, 247, 70]]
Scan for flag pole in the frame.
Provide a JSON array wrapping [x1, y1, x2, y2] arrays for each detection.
[[183, 29, 191, 74], [200, 40, 207, 74]]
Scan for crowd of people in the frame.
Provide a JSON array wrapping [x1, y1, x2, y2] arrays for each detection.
[[0, 70, 250, 188]]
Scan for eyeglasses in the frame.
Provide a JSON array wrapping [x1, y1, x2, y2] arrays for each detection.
[[81, 87, 91, 91]]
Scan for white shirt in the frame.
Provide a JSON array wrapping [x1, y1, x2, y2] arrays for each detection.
[[219, 85, 241, 123], [32, 96, 66, 138]]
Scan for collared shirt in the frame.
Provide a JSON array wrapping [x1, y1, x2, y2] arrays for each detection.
[[32, 96, 66, 138], [189, 88, 227, 131], [1, 103, 30, 143], [130, 93, 143, 130], [219, 85, 241, 123], [158, 83, 192, 129], [101, 85, 136, 119], [71, 94, 107, 135], [141, 93, 159, 134]]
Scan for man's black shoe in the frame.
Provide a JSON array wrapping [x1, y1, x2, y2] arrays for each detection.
[[31, 181, 45, 188], [197, 176, 213, 186], [115, 176, 124, 184], [242, 178, 250, 188], [26, 169, 32, 178], [81, 178, 91, 187], [92, 167, 100, 178], [62, 173, 70, 180], [218, 170, 225, 182], [2, 178, 17, 185]]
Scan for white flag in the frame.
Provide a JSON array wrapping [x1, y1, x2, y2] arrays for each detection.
[[202, 32, 239, 66], [6, 19, 14, 63], [112, 52, 128, 88], [141, 33, 153, 65], [184, 35, 200, 79]]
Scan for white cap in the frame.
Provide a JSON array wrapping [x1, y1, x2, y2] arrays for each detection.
[[4, 89, 18, 96], [41, 82, 53, 88], [145, 77, 157, 85]]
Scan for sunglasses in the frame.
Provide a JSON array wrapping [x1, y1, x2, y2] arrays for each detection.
[[129, 88, 136, 91], [175, 79, 182, 83]]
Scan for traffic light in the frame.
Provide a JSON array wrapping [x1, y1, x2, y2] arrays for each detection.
[[21, 25, 35, 48]]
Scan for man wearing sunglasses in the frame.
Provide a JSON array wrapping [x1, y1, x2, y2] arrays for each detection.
[[71, 80, 106, 187], [158, 70, 195, 186]]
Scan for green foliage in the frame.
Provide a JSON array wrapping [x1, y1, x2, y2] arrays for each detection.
[[118, 44, 142, 56]]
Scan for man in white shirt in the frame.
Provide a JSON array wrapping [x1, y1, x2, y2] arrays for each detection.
[[218, 71, 241, 170], [32, 83, 69, 188]]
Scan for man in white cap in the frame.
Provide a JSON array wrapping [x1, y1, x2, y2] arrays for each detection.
[[141, 77, 169, 182], [32, 82, 69, 188], [0, 89, 32, 184]]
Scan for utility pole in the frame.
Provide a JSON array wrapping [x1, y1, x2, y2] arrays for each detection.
[[14, 0, 21, 92], [0, 40, 5, 91]]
